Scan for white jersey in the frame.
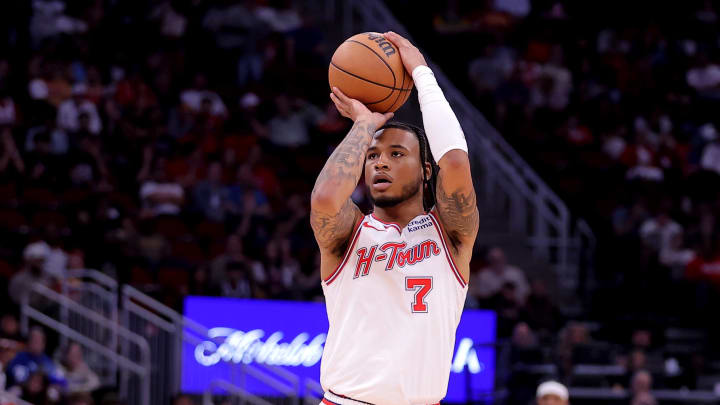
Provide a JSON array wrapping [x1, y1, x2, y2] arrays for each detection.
[[320, 211, 468, 405]]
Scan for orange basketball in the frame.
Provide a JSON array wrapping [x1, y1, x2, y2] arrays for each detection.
[[329, 32, 413, 113]]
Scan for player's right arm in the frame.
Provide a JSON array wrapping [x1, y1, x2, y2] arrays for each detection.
[[311, 87, 394, 279]]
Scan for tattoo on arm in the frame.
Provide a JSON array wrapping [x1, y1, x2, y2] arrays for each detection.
[[435, 170, 479, 247], [310, 199, 361, 255], [311, 121, 374, 254], [312, 121, 375, 199]]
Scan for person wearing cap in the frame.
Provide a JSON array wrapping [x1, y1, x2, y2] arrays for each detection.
[[537, 381, 569, 405], [8, 241, 54, 306]]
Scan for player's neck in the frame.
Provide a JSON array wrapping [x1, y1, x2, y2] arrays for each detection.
[[372, 198, 426, 229]]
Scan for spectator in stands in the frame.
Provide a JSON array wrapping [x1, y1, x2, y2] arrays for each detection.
[[138, 157, 185, 218], [59, 342, 100, 394], [510, 322, 541, 363], [700, 134, 720, 174], [629, 329, 663, 371], [0, 313, 24, 368], [536, 380, 569, 405], [493, 282, 524, 337], [556, 322, 591, 378], [522, 279, 563, 335], [180, 74, 227, 119], [264, 94, 323, 149], [57, 83, 102, 135], [20, 371, 56, 404], [472, 247, 530, 305], [685, 234, 720, 288], [5, 327, 65, 391], [192, 160, 231, 222], [220, 261, 254, 299], [262, 236, 301, 298], [639, 202, 682, 255], [210, 234, 249, 287], [25, 110, 69, 155], [0, 313, 22, 344], [659, 229, 695, 277], [630, 370, 656, 405], [8, 241, 56, 306]]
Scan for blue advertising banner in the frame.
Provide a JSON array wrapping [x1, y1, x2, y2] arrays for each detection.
[[182, 297, 495, 402]]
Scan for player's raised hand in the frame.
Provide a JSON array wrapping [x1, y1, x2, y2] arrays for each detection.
[[330, 86, 393, 129], [383, 31, 427, 75]]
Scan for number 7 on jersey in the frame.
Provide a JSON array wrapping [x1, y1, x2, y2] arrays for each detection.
[[405, 276, 433, 313]]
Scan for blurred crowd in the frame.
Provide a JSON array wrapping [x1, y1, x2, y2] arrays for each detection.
[[0, 0, 344, 403], [399, 0, 720, 320], [2, 0, 720, 404], [391, 0, 720, 402], [0, 0, 351, 317]]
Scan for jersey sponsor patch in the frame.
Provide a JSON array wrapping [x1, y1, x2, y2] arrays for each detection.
[[406, 216, 433, 232]]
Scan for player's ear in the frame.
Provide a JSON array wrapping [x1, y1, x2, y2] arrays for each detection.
[[423, 161, 432, 179]]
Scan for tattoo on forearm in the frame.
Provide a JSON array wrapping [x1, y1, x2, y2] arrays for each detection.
[[436, 171, 479, 246], [311, 121, 373, 252], [310, 199, 359, 254], [312, 121, 375, 196]]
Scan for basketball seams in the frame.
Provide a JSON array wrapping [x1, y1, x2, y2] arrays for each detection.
[[383, 67, 408, 113], [329, 62, 411, 92], [328, 33, 414, 113], [329, 64, 396, 105], [344, 39, 397, 89]]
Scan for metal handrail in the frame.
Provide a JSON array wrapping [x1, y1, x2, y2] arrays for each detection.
[[61, 269, 120, 388], [122, 284, 303, 403], [30, 284, 151, 355], [21, 283, 151, 405], [65, 268, 119, 291], [21, 307, 148, 376], [123, 284, 183, 321]]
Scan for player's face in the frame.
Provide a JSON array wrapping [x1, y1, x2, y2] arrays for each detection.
[[365, 128, 425, 208], [538, 395, 567, 405]]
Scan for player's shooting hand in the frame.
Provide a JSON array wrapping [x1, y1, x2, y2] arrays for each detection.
[[383, 31, 427, 75], [330, 86, 393, 129]]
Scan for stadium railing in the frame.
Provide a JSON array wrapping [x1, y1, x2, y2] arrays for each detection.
[[122, 284, 302, 405], [60, 269, 119, 386], [20, 273, 307, 405], [20, 282, 151, 405]]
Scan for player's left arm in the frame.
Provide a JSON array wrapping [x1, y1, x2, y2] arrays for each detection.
[[385, 32, 479, 279]]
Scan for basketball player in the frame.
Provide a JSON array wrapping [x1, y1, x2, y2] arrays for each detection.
[[311, 31, 478, 405]]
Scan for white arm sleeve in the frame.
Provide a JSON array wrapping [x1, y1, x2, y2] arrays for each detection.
[[412, 65, 468, 162]]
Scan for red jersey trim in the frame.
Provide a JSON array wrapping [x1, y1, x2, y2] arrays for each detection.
[[370, 213, 401, 233], [324, 217, 365, 286], [428, 211, 467, 288]]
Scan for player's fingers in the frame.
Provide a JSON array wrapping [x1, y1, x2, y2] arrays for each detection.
[[383, 112, 394, 121], [329, 93, 347, 113], [332, 86, 352, 103], [384, 31, 410, 47]]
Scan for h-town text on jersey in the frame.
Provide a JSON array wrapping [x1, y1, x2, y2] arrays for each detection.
[[353, 240, 441, 278]]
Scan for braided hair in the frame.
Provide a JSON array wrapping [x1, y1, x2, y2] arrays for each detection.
[[377, 122, 438, 213]]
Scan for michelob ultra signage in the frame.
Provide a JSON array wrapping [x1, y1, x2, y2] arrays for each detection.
[[182, 297, 495, 402]]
